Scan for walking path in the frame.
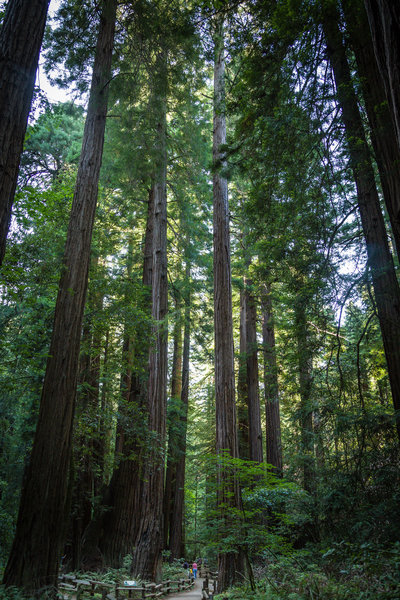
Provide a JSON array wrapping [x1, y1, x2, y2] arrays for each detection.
[[168, 577, 208, 600]]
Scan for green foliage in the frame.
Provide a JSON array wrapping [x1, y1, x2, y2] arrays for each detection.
[[161, 557, 188, 580], [214, 542, 400, 599]]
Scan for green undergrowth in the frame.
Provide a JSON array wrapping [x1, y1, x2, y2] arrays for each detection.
[[214, 542, 400, 600]]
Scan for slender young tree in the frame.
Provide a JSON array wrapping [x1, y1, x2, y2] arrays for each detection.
[[70, 255, 105, 571], [245, 278, 263, 463], [262, 282, 283, 473], [322, 2, 400, 441], [163, 293, 183, 550], [293, 280, 315, 495], [0, 0, 50, 265], [168, 256, 191, 560], [237, 286, 250, 459], [2, 0, 117, 592]]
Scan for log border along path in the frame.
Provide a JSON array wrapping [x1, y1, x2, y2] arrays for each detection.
[[59, 570, 217, 600]]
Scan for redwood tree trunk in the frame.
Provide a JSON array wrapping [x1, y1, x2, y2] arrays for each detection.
[[131, 50, 168, 582], [213, 18, 243, 592], [0, 0, 50, 264], [169, 259, 191, 560], [2, 1, 117, 592], [364, 0, 400, 151], [99, 190, 154, 568], [237, 287, 250, 459], [294, 291, 315, 495], [71, 256, 104, 571], [245, 279, 263, 463], [342, 0, 400, 259], [322, 7, 400, 442], [163, 296, 183, 550], [262, 283, 282, 473]]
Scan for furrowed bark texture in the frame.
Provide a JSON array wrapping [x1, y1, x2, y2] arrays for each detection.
[[342, 0, 400, 259], [364, 0, 400, 151], [2, 1, 117, 592], [213, 19, 242, 592], [262, 283, 282, 473], [131, 51, 168, 582], [0, 0, 50, 264], [322, 6, 400, 441]]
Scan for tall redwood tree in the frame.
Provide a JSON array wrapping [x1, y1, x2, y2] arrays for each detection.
[[322, 2, 400, 441], [0, 0, 50, 265], [364, 0, 400, 151], [2, 0, 117, 592], [131, 48, 168, 582], [213, 15, 243, 592]]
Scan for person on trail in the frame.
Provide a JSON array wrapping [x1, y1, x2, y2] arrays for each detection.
[[192, 561, 198, 578]]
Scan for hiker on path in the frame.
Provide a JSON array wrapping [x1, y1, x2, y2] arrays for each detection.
[[192, 561, 198, 578]]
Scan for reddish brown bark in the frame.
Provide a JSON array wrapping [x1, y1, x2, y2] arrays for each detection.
[[0, 0, 50, 264], [2, 1, 117, 593], [213, 18, 243, 592], [131, 50, 168, 582]]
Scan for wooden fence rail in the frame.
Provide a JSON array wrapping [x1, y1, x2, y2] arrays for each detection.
[[59, 574, 196, 600]]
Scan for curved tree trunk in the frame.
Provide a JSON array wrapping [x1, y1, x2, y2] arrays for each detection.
[[364, 0, 400, 151], [342, 0, 400, 260], [2, 1, 117, 593], [322, 5, 400, 442], [0, 0, 50, 265]]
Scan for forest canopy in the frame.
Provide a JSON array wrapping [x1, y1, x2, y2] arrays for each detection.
[[0, 0, 399, 598]]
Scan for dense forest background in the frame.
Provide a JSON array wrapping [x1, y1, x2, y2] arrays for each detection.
[[0, 0, 400, 598]]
